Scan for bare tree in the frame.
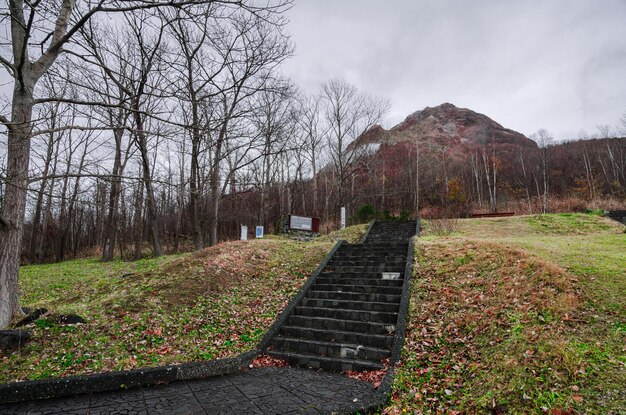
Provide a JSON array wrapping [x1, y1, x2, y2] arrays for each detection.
[[0, 0, 292, 328], [517, 148, 533, 213], [596, 124, 613, 139], [203, 13, 292, 245], [56, 128, 94, 262], [27, 74, 68, 262], [73, 26, 136, 262], [166, 6, 221, 250], [253, 84, 294, 227], [320, 78, 389, 213], [618, 112, 626, 137], [295, 94, 326, 215], [531, 128, 553, 213]]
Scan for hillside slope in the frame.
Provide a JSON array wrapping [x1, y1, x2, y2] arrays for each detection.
[[386, 214, 625, 414], [1, 226, 367, 383]]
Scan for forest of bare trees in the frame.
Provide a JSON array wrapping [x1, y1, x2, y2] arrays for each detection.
[[0, 0, 299, 328], [0, 2, 625, 329]]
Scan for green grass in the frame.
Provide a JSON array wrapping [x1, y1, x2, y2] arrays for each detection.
[[527, 212, 616, 235], [19, 255, 187, 316], [385, 214, 625, 414], [452, 213, 625, 313], [1, 225, 367, 383]]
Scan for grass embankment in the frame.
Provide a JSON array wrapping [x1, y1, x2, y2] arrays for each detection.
[[1, 225, 367, 383], [386, 214, 625, 414]]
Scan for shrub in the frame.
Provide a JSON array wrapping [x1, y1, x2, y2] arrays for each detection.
[[427, 217, 460, 236], [354, 204, 377, 223]]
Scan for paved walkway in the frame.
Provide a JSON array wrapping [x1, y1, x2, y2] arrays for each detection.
[[0, 367, 378, 414]]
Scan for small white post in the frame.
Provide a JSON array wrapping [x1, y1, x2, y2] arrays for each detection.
[[340, 207, 346, 229], [240, 225, 248, 240], [256, 226, 264, 238]]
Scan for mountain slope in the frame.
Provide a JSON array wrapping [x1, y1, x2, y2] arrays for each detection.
[[349, 103, 537, 159]]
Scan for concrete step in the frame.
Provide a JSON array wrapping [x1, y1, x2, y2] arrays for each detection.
[[322, 265, 405, 273], [280, 325, 395, 348], [307, 290, 401, 304], [315, 277, 403, 288], [366, 233, 413, 238], [326, 258, 406, 266], [366, 238, 412, 243], [313, 283, 402, 295], [319, 271, 404, 280], [340, 243, 407, 250], [301, 298, 401, 313], [269, 336, 391, 361], [332, 253, 407, 261], [287, 315, 396, 335], [267, 350, 384, 372], [294, 306, 398, 324]]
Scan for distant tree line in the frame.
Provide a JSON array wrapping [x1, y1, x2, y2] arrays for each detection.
[[341, 126, 626, 219]]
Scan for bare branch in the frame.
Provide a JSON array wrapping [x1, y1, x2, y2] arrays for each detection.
[[0, 53, 14, 74], [0, 215, 17, 231], [0, 113, 11, 128], [31, 125, 110, 137]]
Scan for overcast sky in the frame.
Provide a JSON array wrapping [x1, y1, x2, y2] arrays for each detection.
[[283, 0, 626, 140]]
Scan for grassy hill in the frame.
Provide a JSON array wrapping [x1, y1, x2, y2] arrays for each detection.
[[1, 225, 367, 383], [2, 214, 624, 414], [385, 214, 625, 415]]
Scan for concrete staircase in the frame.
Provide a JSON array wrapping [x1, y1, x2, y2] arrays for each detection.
[[606, 210, 626, 224], [266, 221, 417, 372]]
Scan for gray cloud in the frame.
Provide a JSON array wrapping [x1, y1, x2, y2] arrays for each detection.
[[283, 0, 626, 140]]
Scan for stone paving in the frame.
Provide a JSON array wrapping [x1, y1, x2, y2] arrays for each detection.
[[0, 367, 378, 414]]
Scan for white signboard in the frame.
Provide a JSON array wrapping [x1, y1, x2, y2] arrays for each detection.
[[382, 272, 401, 280], [256, 226, 264, 238], [340, 207, 346, 229], [240, 225, 248, 241], [290, 215, 312, 231]]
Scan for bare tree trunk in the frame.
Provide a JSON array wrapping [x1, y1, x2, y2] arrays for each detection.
[[492, 146, 497, 212], [102, 127, 125, 262], [58, 138, 89, 262], [175, 142, 186, 252], [39, 154, 59, 263], [55, 143, 73, 262], [0, 85, 34, 327], [519, 151, 532, 214], [415, 139, 420, 214], [541, 147, 548, 213], [597, 153, 614, 197], [582, 147, 595, 200], [324, 173, 331, 224], [189, 131, 203, 250], [29, 133, 56, 262], [311, 154, 318, 214], [261, 134, 272, 228], [132, 108, 163, 257], [482, 147, 497, 212], [209, 184, 220, 247], [208, 128, 224, 247], [133, 180, 145, 259]]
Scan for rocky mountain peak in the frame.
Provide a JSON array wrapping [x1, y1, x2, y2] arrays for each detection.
[[349, 103, 537, 156]]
